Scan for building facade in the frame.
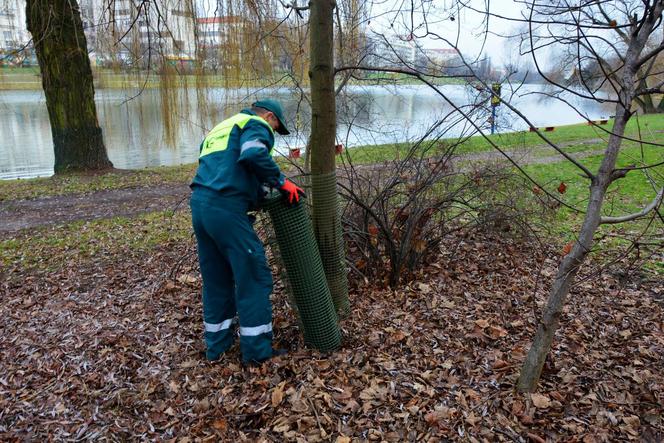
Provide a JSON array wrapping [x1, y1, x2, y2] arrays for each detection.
[[0, 0, 28, 56]]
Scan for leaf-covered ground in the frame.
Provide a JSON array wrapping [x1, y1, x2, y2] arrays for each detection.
[[1, 210, 662, 441]]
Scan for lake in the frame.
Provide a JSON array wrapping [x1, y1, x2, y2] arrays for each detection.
[[0, 84, 611, 180]]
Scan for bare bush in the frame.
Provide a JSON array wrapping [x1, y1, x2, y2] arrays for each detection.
[[338, 135, 550, 288]]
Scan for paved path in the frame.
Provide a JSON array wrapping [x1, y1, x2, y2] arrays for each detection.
[[0, 146, 606, 233]]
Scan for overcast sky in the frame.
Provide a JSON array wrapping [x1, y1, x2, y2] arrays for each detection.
[[364, 0, 529, 65], [193, 0, 531, 66]]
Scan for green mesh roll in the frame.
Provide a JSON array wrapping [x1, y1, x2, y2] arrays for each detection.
[[311, 172, 350, 317], [262, 193, 341, 352]]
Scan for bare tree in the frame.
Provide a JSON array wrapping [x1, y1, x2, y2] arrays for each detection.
[[511, 0, 664, 392]]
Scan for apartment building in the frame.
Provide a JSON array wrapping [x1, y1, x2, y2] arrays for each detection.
[[81, 0, 196, 66], [0, 0, 28, 53]]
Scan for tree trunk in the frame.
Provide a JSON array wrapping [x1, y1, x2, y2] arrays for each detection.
[[308, 0, 350, 316], [26, 0, 113, 174], [517, 20, 655, 390]]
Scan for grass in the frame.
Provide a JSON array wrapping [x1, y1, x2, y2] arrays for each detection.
[[0, 209, 192, 273], [2, 120, 660, 278], [341, 113, 664, 164], [0, 67, 301, 90], [525, 147, 663, 219], [0, 164, 197, 201], [523, 145, 663, 274]]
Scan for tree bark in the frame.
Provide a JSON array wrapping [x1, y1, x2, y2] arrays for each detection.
[[308, 0, 350, 316], [517, 3, 662, 391], [26, 0, 113, 174], [516, 111, 629, 391]]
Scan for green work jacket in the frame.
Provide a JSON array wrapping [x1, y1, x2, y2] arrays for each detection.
[[191, 110, 285, 212]]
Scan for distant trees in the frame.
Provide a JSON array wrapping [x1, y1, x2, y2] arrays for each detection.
[[545, 1, 664, 114]]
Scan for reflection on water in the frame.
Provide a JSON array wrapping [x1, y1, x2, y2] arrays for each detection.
[[0, 85, 611, 180]]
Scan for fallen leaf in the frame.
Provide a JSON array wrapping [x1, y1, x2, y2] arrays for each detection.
[[487, 325, 508, 339], [272, 381, 286, 407], [211, 418, 228, 431], [527, 432, 546, 443], [531, 393, 551, 409], [474, 319, 489, 329], [622, 415, 640, 429], [177, 274, 198, 285], [557, 182, 567, 194], [417, 282, 432, 293]]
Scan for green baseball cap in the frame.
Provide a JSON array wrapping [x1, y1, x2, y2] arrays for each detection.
[[252, 99, 290, 135]]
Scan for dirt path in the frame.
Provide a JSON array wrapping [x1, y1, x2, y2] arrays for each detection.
[[0, 183, 190, 233], [0, 147, 606, 233]]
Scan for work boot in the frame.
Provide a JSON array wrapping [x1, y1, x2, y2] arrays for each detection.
[[244, 348, 288, 367]]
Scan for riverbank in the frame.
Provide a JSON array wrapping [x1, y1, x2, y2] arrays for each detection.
[[0, 67, 467, 90], [2, 121, 662, 275], [2, 115, 662, 211]]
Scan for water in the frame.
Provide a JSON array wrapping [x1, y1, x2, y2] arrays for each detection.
[[0, 84, 611, 180]]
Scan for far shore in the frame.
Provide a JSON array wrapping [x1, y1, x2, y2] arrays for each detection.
[[0, 67, 470, 91]]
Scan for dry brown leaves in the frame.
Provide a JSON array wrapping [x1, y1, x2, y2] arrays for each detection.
[[1, 221, 662, 441]]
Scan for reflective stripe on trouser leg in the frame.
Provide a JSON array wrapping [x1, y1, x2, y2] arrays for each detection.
[[191, 199, 237, 361], [229, 221, 274, 363]]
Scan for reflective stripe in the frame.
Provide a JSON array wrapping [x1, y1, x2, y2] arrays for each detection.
[[204, 318, 234, 333], [240, 322, 272, 336], [240, 139, 268, 153], [200, 113, 274, 158]]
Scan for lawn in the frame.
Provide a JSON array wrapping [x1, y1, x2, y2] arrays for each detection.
[[342, 113, 664, 164]]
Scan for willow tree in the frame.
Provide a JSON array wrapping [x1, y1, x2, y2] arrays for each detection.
[[308, 0, 349, 316], [26, 0, 112, 173]]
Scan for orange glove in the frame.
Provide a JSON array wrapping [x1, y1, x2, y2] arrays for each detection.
[[279, 179, 306, 205]]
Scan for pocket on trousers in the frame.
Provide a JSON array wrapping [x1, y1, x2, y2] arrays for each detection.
[[247, 248, 273, 289]]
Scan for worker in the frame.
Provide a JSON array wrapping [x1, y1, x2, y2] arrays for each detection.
[[189, 99, 304, 365]]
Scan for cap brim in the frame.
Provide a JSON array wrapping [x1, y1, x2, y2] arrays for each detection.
[[276, 119, 290, 135]]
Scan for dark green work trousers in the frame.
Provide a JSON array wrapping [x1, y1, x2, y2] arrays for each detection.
[[190, 189, 273, 363]]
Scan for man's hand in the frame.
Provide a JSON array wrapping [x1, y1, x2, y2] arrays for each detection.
[[279, 179, 306, 205]]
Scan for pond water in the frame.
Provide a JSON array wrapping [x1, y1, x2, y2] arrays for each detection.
[[0, 84, 611, 180]]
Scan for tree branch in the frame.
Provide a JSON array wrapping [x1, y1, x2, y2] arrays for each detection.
[[600, 187, 664, 224]]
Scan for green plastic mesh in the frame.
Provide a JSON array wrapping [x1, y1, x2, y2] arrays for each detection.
[[262, 192, 341, 352], [258, 217, 304, 330], [310, 172, 350, 317]]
